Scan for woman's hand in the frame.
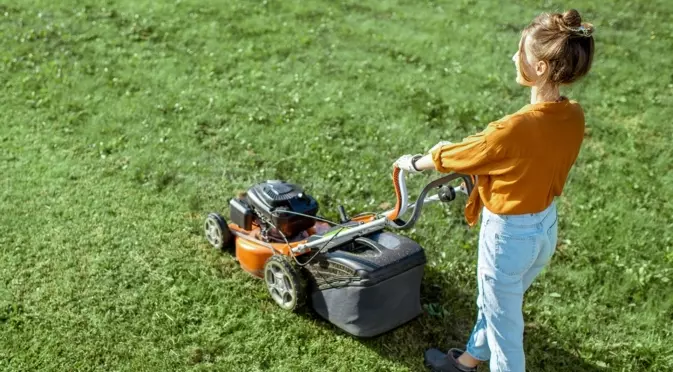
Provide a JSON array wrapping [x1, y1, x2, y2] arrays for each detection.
[[394, 154, 424, 173], [394, 139, 453, 173], [394, 154, 436, 173]]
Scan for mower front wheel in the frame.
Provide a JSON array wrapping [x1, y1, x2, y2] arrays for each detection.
[[263, 255, 307, 312], [204, 212, 233, 251]]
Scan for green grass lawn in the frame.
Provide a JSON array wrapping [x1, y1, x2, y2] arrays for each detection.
[[2, 0, 672, 370]]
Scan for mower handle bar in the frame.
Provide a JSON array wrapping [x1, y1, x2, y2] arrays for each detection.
[[290, 168, 473, 254], [385, 168, 473, 230]]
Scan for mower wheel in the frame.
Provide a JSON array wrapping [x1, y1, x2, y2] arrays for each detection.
[[263, 255, 307, 312], [204, 213, 233, 251]]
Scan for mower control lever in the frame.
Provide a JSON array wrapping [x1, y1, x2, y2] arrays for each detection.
[[337, 205, 349, 224]]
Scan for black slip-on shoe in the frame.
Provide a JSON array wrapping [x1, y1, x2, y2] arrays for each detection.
[[424, 348, 477, 372]]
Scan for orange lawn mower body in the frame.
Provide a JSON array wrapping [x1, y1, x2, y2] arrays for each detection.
[[227, 215, 376, 278], [204, 167, 473, 337]]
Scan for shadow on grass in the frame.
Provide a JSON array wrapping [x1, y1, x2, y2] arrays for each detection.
[[302, 264, 606, 372]]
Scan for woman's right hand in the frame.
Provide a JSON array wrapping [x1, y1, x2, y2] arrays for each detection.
[[393, 154, 424, 173]]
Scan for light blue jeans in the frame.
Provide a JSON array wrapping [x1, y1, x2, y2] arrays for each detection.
[[465, 201, 558, 372]]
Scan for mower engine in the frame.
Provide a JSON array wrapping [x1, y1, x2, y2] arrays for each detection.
[[229, 180, 319, 241]]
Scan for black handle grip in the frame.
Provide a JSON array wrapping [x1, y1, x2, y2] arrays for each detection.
[[337, 205, 349, 224]]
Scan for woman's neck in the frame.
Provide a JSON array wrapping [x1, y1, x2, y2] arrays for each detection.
[[531, 84, 561, 104]]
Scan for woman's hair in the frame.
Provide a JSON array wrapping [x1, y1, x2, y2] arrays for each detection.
[[519, 9, 595, 85]]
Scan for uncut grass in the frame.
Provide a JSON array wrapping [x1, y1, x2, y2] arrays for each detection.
[[1, 0, 672, 371]]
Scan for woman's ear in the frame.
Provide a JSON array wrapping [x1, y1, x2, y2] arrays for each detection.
[[535, 60, 548, 77]]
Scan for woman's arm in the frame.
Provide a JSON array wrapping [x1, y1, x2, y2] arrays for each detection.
[[396, 120, 511, 175], [412, 154, 436, 171], [420, 123, 508, 175]]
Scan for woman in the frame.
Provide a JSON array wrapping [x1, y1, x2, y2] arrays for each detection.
[[394, 9, 595, 372]]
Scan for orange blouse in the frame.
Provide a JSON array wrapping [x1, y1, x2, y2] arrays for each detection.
[[431, 98, 586, 226]]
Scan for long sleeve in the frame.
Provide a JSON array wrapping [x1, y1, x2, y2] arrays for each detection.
[[430, 124, 509, 175], [426, 99, 585, 227]]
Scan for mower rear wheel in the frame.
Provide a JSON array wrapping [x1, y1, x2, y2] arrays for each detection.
[[204, 212, 232, 251], [263, 255, 307, 312]]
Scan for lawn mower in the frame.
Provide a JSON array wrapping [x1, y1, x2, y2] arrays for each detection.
[[203, 166, 473, 337]]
